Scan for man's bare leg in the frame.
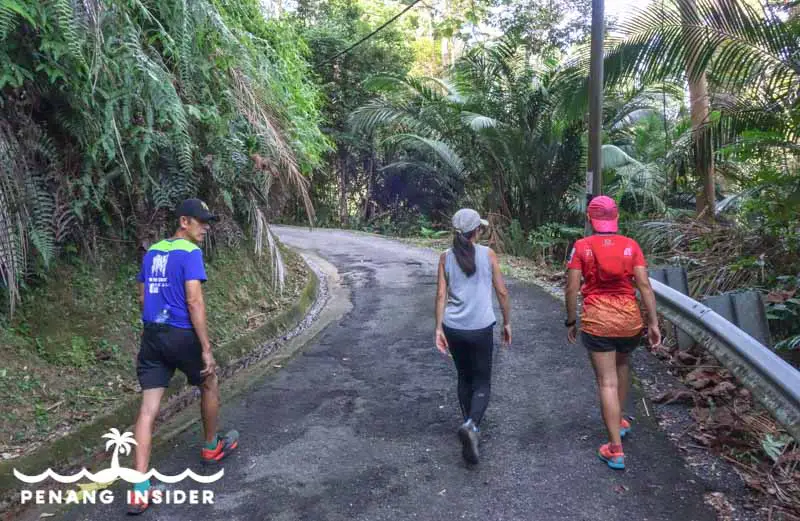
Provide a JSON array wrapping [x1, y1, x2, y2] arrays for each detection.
[[200, 374, 219, 445], [134, 388, 166, 474]]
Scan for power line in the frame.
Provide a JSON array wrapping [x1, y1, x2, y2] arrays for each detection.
[[316, 0, 423, 66]]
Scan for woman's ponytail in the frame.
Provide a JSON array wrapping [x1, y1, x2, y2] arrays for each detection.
[[452, 230, 477, 276]]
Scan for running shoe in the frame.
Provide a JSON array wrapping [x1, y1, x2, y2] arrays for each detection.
[[126, 483, 166, 515], [597, 443, 625, 470], [458, 420, 480, 465], [620, 417, 631, 438], [201, 429, 240, 464]]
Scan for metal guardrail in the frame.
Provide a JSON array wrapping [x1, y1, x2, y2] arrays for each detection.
[[650, 278, 800, 442]]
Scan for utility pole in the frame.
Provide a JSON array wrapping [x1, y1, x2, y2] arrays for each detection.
[[586, 0, 605, 235]]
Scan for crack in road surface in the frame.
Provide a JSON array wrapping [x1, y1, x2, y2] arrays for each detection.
[[49, 227, 716, 521]]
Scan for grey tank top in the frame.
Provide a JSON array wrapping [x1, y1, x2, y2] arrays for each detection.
[[443, 244, 496, 330]]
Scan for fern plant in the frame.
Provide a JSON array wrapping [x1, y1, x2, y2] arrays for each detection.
[[0, 0, 328, 313]]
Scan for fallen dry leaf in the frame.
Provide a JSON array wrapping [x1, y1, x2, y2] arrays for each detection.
[[653, 389, 696, 405], [766, 289, 795, 303], [689, 377, 714, 390], [689, 431, 718, 446], [651, 345, 674, 360], [704, 381, 737, 398], [704, 492, 734, 521], [613, 484, 629, 494], [686, 368, 720, 383], [675, 351, 698, 366]]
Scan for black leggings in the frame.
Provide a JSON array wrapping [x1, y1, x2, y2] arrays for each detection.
[[444, 324, 495, 426]]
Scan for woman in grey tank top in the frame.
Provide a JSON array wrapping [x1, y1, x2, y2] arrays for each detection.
[[434, 208, 511, 465]]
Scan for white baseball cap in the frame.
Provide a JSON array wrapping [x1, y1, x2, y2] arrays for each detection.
[[452, 208, 489, 234]]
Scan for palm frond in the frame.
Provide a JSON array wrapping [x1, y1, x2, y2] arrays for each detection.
[[382, 133, 466, 176], [251, 205, 285, 294], [230, 68, 314, 224], [602, 144, 644, 169], [461, 112, 503, 131], [348, 99, 428, 136], [0, 0, 35, 40], [363, 74, 453, 104], [605, 0, 798, 92], [54, 0, 87, 66]]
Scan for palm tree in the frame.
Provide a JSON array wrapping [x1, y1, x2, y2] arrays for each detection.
[[350, 37, 584, 228], [558, 0, 799, 217], [677, 0, 716, 217], [602, 145, 668, 213], [606, 0, 798, 216], [102, 428, 137, 471]]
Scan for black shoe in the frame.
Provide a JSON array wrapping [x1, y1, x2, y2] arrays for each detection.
[[458, 420, 480, 464]]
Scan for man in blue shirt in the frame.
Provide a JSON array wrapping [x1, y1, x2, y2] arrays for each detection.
[[128, 198, 239, 515]]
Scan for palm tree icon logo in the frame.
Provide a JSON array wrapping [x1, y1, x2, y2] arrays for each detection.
[[14, 428, 225, 485], [102, 429, 136, 474]]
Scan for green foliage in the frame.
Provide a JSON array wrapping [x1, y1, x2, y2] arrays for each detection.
[[761, 434, 792, 463], [0, 0, 329, 313], [775, 335, 800, 351], [601, 144, 668, 214], [500, 220, 582, 262], [0, 241, 307, 445], [766, 275, 800, 352], [528, 224, 583, 263], [349, 36, 585, 231], [294, 0, 415, 226], [420, 226, 448, 239], [489, 0, 591, 53], [505, 220, 531, 257]]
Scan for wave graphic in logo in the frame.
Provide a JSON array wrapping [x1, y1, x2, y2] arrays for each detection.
[[13, 428, 224, 485], [13, 467, 224, 485]]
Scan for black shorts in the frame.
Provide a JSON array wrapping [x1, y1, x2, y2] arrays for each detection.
[[581, 331, 641, 353], [137, 323, 205, 390]]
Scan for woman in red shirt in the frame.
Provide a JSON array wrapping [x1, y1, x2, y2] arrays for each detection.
[[565, 196, 661, 470]]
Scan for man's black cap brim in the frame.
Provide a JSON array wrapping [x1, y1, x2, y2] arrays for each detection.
[[198, 212, 219, 223]]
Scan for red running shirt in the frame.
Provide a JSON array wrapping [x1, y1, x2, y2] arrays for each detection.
[[566, 234, 647, 337]]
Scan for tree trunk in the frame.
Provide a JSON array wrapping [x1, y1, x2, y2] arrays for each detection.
[[689, 73, 715, 217], [362, 150, 374, 222], [678, 0, 715, 218], [338, 150, 348, 226], [132, 184, 151, 262]]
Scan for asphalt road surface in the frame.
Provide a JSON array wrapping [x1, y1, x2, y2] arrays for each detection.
[[54, 227, 716, 521]]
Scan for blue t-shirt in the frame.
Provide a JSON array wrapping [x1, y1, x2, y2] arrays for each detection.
[[137, 238, 207, 329]]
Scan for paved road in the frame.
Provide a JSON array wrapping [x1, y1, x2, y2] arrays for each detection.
[[55, 227, 716, 521]]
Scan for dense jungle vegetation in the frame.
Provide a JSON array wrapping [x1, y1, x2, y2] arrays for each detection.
[[1, 0, 799, 351]]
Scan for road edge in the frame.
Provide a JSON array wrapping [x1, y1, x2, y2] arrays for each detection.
[[2, 250, 351, 519]]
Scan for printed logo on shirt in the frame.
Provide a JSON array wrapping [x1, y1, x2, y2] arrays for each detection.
[[584, 248, 593, 259], [623, 247, 633, 257], [151, 254, 169, 277], [148, 254, 170, 295]]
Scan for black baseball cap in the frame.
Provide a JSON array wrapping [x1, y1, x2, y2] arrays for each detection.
[[177, 198, 218, 223]]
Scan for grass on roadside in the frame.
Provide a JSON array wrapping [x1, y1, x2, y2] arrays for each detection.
[[0, 242, 307, 459]]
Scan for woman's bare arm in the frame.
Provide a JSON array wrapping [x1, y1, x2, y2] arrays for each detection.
[[489, 250, 510, 325]]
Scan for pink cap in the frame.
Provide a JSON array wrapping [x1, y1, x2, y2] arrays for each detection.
[[588, 195, 619, 233]]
